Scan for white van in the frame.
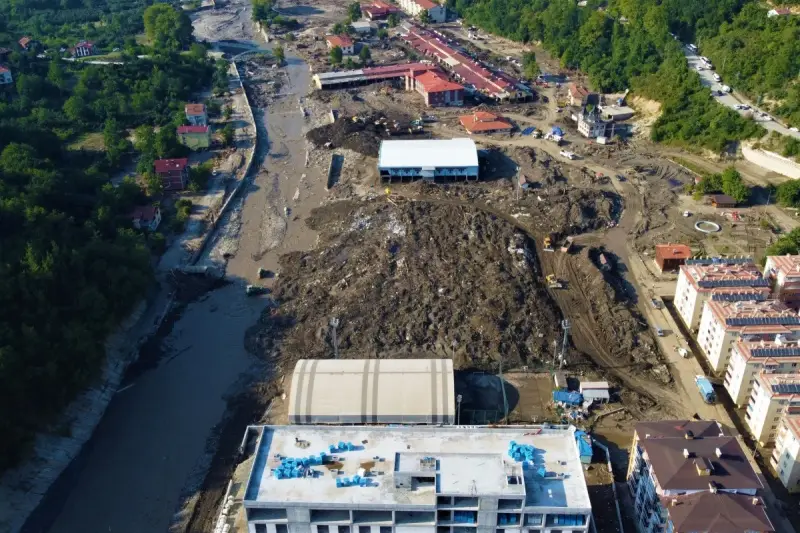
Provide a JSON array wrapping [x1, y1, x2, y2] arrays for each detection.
[[688, 43, 698, 53]]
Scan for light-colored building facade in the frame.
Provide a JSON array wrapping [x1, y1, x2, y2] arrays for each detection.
[[397, 0, 446, 22], [626, 420, 762, 533], [185, 103, 208, 126], [770, 415, 800, 492], [724, 338, 800, 407], [746, 373, 800, 446], [765, 255, 800, 308], [0, 66, 12, 85], [243, 425, 592, 533], [696, 300, 800, 373], [673, 260, 770, 331], [177, 125, 211, 150], [325, 35, 355, 55]]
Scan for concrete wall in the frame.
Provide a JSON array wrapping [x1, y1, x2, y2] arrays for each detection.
[[742, 144, 800, 180]]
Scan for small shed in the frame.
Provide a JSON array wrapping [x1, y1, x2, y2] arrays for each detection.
[[553, 371, 568, 390], [574, 430, 593, 464], [655, 243, 692, 273], [553, 390, 583, 406], [710, 194, 736, 208], [580, 381, 610, 403]]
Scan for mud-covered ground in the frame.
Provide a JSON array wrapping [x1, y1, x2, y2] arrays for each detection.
[[251, 200, 567, 372]]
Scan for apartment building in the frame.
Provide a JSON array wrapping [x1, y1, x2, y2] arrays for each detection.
[[673, 259, 770, 331], [770, 414, 800, 492], [243, 425, 592, 533], [626, 420, 763, 533], [696, 300, 800, 373], [724, 337, 800, 407], [397, 0, 447, 22], [765, 255, 800, 308], [746, 373, 800, 446]]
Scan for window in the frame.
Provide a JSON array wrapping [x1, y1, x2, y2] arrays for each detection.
[[319, 526, 330, 533], [380, 527, 392, 533], [360, 528, 371, 533], [793, 363, 798, 368], [256, 526, 267, 533], [277, 526, 288, 533], [339, 527, 350, 533], [775, 417, 781, 421], [772, 425, 778, 429]]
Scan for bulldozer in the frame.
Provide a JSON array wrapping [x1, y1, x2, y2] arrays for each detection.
[[543, 235, 555, 252], [546, 274, 563, 289]]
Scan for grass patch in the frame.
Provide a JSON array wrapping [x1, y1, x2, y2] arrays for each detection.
[[66, 132, 105, 152], [669, 157, 710, 178]]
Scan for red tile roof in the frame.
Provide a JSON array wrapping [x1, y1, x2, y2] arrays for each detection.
[[415, 0, 437, 9], [326, 35, 355, 48], [459, 111, 512, 133], [773, 7, 791, 14], [185, 103, 206, 115], [177, 125, 209, 134], [0, 66, 9, 74], [569, 84, 589, 99], [154, 158, 189, 173], [75, 41, 94, 48], [131, 206, 159, 222], [655, 243, 692, 261], [413, 70, 463, 93], [18, 37, 31, 48]]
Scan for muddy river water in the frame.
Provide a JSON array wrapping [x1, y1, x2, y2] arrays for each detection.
[[21, 41, 322, 533]]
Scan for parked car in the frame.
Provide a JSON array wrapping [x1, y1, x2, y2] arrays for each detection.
[[713, 73, 721, 82], [655, 326, 665, 337], [651, 298, 663, 310], [791, 127, 800, 132]]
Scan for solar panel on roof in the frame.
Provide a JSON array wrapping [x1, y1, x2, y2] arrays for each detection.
[[711, 292, 768, 302], [752, 347, 800, 357], [727, 316, 800, 326], [686, 257, 754, 266], [772, 383, 800, 394]]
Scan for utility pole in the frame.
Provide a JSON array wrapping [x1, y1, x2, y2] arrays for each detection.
[[456, 394, 462, 425], [499, 358, 508, 424], [329, 317, 340, 359], [559, 319, 571, 368]]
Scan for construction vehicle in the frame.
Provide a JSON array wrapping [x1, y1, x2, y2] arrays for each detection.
[[694, 375, 716, 404], [543, 235, 555, 251], [546, 274, 563, 289], [560, 236, 574, 253]]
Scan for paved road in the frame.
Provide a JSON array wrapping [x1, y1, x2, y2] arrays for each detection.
[[682, 46, 800, 140]]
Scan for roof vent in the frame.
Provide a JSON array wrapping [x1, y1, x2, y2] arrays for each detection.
[[695, 458, 713, 476], [752, 497, 760, 505], [684, 430, 694, 440], [715, 447, 723, 458], [671, 498, 679, 507], [709, 481, 718, 493], [683, 448, 692, 458]]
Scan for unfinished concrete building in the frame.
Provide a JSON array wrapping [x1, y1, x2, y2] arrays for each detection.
[[242, 425, 593, 533], [289, 359, 455, 425]]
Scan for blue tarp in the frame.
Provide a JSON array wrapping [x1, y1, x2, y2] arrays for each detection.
[[551, 126, 564, 137], [553, 390, 583, 405], [574, 430, 593, 464], [521, 127, 536, 136]]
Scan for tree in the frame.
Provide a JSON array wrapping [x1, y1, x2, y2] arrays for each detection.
[[221, 123, 235, 146], [143, 4, 193, 52], [522, 51, 539, 79], [419, 10, 431, 23], [332, 21, 348, 35], [223, 105, 233, 120], [103, 118, 131, 166], [155, 127, 180, 158], [377, 28, 389, 39], [273, 45, 285, 66], [720, 167, 750, 204], [133, 125, 156, 154], [348, 1, 362, 21], [359, 45, 371, 63], [144, 171, 164, 197], [330, 45, 344, 64], [388, 13, 399, 27], [776, 180, 800, 208]]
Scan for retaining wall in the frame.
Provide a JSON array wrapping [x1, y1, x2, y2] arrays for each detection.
[[742, 143, 800, 180]]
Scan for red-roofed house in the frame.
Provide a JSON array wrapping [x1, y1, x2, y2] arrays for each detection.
[[568, 83, 590, 106], [0, 66, 12, 85], [654, 243, 692, 272], [185, 103, 208, 126], [765, 255, 800, 308], [325, 35, 355, 55], [398, 0, 446, 21], [70, 41, 95, 58], [361, 0, 400, 19], [154, 158, 190, 190], [177, 125, 211, 150], [768, 7, 791, 16], [131, 205, 162, 231], [459, 111, 513, 134], [405, 70, 463, 106], [18, 36, 35, 50]]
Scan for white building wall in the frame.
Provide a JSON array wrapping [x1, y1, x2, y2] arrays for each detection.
[[746, 385, 783, 445], [674, 272, 701, 330], [697, 304, 733, 373], [772, 423, 800, 492]]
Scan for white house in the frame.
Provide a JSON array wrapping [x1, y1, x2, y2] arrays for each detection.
[[397, 0, 447, 22], [325, 34, 355, 55]]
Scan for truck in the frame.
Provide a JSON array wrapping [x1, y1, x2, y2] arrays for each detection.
[[694, 375, 716, 404]]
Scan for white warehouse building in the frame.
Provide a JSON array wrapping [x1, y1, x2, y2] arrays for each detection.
[[378, 139, 479, 183], [242, 425, 593, 533]]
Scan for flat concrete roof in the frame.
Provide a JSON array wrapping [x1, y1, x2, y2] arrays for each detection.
[[378, 139, 478, 169], [288, 359, 454, 424], [244, 426, 591, 511]]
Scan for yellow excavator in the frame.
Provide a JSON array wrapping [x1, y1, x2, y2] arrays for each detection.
[[546, 274, 563, 289]]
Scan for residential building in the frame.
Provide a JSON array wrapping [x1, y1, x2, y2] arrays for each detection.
[[177, 125, 211, 150], [242, 425, 593, 533], [0, 66, 12, 85], [654, 243, 692, 273], [673, 258, 770, 331], [660, 492, 773, 533], [710, 194, 737, 208], [325, 35, 355, 55], [397, 0, 446, 22], [154, 158, 190, 190], [185, 103, 208, 126], [725, 337, 800, 407], [71, 41, 95, 58], [764, 255, 800, 308], [378, 138, 478, 182], [568, 84, 589, 106], [401, 24, 530, 101], [768, 7, 791, 16], [313, 62, 437, 90], [351, 20, 376, 34], [626, 420, 763, 533], [697, 299, 800, 373], [289, 359, 454, 424], [406, 69, 464, 106], [361, 0, 401, 20], [18, 36, 35, 50], [746, 373, 800, 446], [130, 205, 162, 231], [459, 111, 512, 134], [599, 105, 634, 122], [579, 381, 610, 403], [770, 414, 800, 492], [576, 94, 613, 139]]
